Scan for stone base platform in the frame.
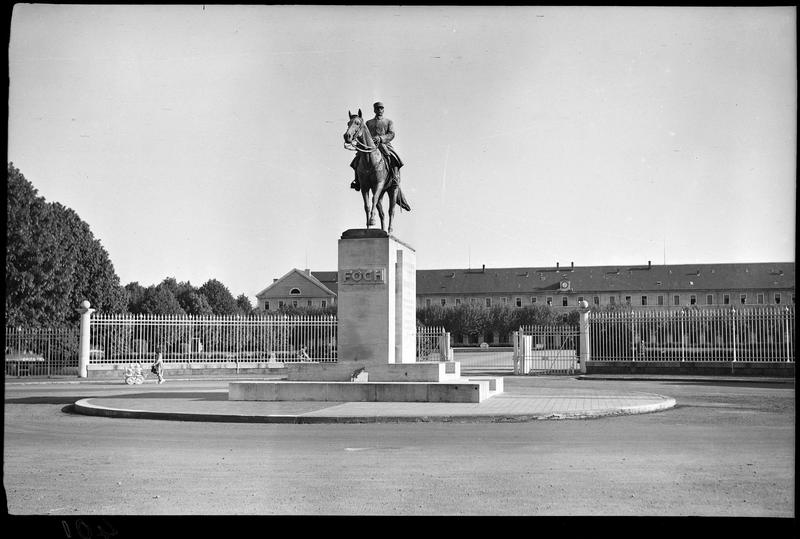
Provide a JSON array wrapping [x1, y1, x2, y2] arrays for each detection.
[[284, 361, 461, 382], [229, 376, 503, 403]]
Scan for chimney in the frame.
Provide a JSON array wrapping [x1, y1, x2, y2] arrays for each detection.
[[648, 261, 652, 269], [273, 278, 278, 283], [482, 264, 485, 273], [556, 262, 560, 269], [571, 261, 574, 269], [304, 268, 311, 275]]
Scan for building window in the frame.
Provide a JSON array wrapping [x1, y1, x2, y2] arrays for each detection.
[[706, 295, 713, 305], [757, 293, 764, 305], [307, 300, 313, 307], [593, 296, 600, 305], [426, 299, 431, 307], [723, 294, 730, 305], [321, 300, 326, 308], [279, 301, 284, 308], [792, 294, 795, 304], [470, 298, 476, 305], [485, 298, 491, 307], [673, 295, 680, 306], [455, 298, 461, 305], [292, 300, 298, 308], [441, 298, 446, 306], [609, 296, 616, 305], [531, 297, 537, 304], [546, 297, 553, 306], [657, 295, 664, 306], [290, 288, 301, 295], [641, 296, 648, 306], [515, 297, 522, 307], [774, 293, 781, 305], [625, 296, 631, 305], [502, 297, 508, 304], [264, 301, 270, 311], [740, 294, 747, 304], [690, 295, 696, 305]]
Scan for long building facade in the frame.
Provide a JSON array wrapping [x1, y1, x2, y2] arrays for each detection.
[[256, 262, 795, 312]]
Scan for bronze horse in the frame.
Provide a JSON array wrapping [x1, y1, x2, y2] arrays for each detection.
[[343, 109, 407, 233]]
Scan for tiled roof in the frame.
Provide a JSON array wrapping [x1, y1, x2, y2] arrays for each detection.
[[257, 268, 337, 298], [415, 263, 795, 295], [309, 262, 795, 297]]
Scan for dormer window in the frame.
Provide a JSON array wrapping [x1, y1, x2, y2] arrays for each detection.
[[290, 288, 301, 295]]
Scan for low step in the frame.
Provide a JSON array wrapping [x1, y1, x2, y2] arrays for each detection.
[[229, 379, 501, 403]]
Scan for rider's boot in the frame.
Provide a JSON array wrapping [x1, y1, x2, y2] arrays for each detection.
[[350, 172, 360, 191]]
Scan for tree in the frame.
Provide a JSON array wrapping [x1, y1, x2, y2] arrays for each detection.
[[198, 279, 239, 315], [124, 282, 148, 312], [134, 284, 186, 316], [235, 294, 254, 316], [178, 290, 215, 316], [6, 163, 127, 326]]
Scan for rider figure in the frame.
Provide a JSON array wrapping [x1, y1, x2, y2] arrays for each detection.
[[350, 101, 405, 196]]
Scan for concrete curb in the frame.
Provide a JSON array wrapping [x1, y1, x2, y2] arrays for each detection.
[[577, 375, 793, 384], [72, 394, 677, 424]]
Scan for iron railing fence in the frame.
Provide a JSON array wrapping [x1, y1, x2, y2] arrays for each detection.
[[416, 325, 445, 361], [5, 326, 80, 376], [90, 314, 338, 363], [588, 306, 795, 362]]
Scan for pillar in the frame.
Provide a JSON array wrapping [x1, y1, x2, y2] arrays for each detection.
[[76, 300, 96, 378]]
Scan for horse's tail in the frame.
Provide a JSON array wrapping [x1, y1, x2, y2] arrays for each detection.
[[396, 186, 411, 212]]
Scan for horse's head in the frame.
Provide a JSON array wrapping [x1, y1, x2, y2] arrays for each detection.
[[343, 109, 364, 147]]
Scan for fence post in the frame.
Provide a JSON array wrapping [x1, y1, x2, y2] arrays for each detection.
[[578, 300, 590, 374], [76, 300, 96, 378], [512, 330, 520, 375], [439, 330, 452, 362], [731, 307, 737, 363], [784, 307, 790, 362]]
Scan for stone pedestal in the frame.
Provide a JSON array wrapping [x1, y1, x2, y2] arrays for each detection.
[[336, 229, 416, 366], [231, 229, 503, 403]]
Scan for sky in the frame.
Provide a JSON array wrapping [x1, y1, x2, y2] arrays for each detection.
[[7, 5, 797, 304]]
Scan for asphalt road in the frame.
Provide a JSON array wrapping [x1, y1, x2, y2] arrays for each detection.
[[3, 376, 794, 518]]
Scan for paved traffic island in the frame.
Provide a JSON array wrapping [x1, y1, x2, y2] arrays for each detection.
[[72, 386, 676, 423]]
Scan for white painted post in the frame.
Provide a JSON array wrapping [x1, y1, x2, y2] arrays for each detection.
[[76, 300, 96, 378], [439, 330, 452, 362], [578, 300, 590, 374], [785, 307, 791, 362], [512, 330, 520, 375], [731, 307, 737, 363]]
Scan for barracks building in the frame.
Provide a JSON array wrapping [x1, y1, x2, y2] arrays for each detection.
[[256, 262, 795, 312]]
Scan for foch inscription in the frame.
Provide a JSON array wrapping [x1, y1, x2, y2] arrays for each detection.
[[341, 268, 386, 284]]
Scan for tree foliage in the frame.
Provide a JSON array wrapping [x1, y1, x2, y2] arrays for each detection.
[[197, 279, 239, 315], [5, 163, 127, 326], [235, 294, 254, 316]]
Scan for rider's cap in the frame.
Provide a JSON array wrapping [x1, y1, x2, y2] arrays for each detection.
[[373, 101, 384, 108]]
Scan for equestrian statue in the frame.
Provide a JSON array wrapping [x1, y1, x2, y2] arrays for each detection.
[[343, 101, 411, 233]]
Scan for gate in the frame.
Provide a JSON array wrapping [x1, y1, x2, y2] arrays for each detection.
[[454, 345, 515, 372], [513, 324, 580, 375]]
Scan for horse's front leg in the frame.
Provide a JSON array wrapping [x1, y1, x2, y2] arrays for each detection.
[[386, 187, 397, 234], [376, 195, 386, 232], [361, 187, 373, 228], [369, 180, 384, 229]]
